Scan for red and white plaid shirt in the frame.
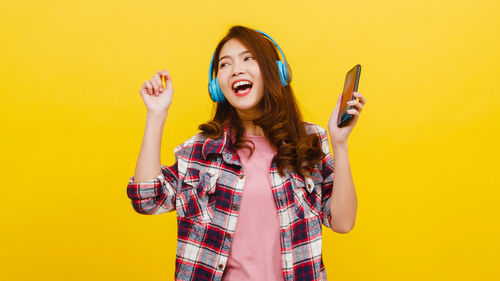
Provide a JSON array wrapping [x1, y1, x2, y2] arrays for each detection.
[[127, 121, 335, 281]]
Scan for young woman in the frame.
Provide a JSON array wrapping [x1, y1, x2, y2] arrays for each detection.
[[127, 25, 365, 281]]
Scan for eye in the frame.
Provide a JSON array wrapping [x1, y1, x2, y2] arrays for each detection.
[[219, 62, 228, 68], [244, 56, 254, 61]]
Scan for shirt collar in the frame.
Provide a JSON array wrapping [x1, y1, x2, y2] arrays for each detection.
[[201, 123, 242, 167]]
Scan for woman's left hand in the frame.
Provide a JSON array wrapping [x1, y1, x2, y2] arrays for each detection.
[[328, 91, 366, 144]]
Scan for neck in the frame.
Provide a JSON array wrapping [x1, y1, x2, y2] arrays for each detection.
[[236, 108, 265, 136], [240, 120, 264, 136]]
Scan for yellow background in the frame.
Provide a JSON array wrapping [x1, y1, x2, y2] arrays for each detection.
[[1, 0, 499, 280]]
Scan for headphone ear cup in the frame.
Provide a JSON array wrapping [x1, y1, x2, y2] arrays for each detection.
[[215, 79, 226, 103], [209, 78, 217, 102], [209, 78, 226, 103], [276, 60, 288, 87]]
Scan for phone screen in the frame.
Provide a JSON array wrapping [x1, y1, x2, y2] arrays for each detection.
[[337, 64, 361, 127]]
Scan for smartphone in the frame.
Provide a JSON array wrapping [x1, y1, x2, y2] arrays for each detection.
[[337, 64, 361, 127]]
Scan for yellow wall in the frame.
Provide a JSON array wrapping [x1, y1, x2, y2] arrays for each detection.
[[1, 0, 499, 280]]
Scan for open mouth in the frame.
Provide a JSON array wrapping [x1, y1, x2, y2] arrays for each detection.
[[232, 80, 253, 96]]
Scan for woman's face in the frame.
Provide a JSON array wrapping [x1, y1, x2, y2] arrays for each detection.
[[217, 38, 265, 119]]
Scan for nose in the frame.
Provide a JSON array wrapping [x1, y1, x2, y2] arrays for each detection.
[[232, 60, 245, 76]]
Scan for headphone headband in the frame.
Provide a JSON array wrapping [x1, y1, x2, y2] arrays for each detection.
[[208, 29, 291, 103]]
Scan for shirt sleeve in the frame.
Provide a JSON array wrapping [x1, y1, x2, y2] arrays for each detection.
[[126, 162, 179, 215], [317, 126, 335, 229], [127, 161, 179, 215], [126, 139, 189, 215]]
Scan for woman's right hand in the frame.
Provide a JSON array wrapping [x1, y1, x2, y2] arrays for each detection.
[[139, 69, 173, 114]]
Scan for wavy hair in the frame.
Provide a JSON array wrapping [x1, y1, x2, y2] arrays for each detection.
[[199, 25, 325, 178]]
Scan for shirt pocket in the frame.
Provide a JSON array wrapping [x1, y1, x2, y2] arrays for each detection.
[[290, 171, 322, 220], [176, 170, 217, 224]]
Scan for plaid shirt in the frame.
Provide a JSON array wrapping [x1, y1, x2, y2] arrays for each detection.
[[127, 121, 335, 281]]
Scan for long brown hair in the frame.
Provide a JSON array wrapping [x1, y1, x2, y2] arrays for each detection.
[[199, 25, 324, 178]]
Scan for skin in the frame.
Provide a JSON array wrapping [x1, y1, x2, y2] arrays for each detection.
[[215, 38, 366, 233], [137, 39, 367, 233], [217, 38, 266, 136], [326, 91, 366, 233]]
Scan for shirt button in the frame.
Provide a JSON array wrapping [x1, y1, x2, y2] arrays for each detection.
[[218, 264, 224, 270], [239, 174, 245, 179], [225, 233, 231, 239], [231, 204, 237, 210]]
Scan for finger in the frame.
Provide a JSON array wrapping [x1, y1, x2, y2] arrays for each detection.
[[161, 69, 172, 87], [158, 70, 169, 90], [333, 93, 342, 111], [141, 82, 149, 95], [150, 77, 160, 96], [347, 100, 363, 111], [153, 73, 163, 92], [347, 108, 360, 116], [353, 92, 366, 104], [159, 69, 168, 78], [145, 81, 154, 95]]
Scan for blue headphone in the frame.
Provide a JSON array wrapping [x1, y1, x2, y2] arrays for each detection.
[[208, 29, 292, 103]]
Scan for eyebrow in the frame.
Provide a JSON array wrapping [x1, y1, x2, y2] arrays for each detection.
[[218, 50, 251, 62]]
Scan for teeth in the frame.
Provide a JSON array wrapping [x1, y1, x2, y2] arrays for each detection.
[[233, 80, 252, 89]]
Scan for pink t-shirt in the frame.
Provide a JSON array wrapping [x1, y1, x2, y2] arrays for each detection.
[[221, 133, 284, 281]]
